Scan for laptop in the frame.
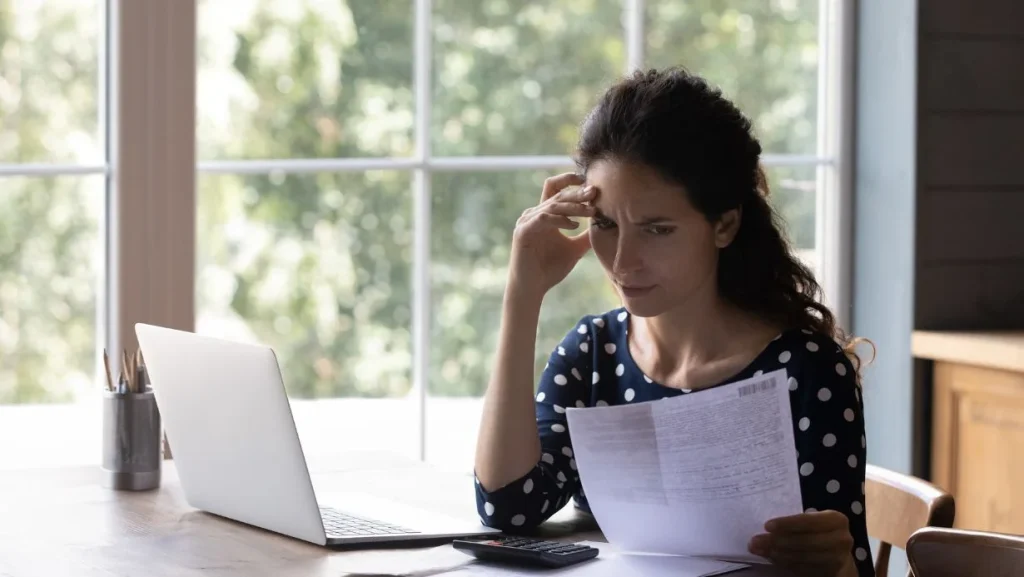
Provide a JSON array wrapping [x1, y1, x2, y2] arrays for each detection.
[[134, 323, 501, 546]]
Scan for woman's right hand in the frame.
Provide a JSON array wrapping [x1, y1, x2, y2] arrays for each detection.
[[508, 172, 596, 300]]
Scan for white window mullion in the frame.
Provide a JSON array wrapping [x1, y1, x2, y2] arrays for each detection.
[[412, 0, 432, 462], [624, 0, 645, 73], [816, 0, 854, 330]]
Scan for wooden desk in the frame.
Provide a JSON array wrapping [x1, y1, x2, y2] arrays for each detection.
[[914, 330, 1024, 533], [0, 454, 790, 576]]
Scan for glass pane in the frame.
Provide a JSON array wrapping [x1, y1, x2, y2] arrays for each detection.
[[766, 163, 816, 255], [197, 0, 414, 160], [432, 1, 626, 156], [427, 170, 620, 468], [646, 0, 819, 154], [196, 171, 414, 401], [0, 177, 103, 404], [0, 1, 101, 163]]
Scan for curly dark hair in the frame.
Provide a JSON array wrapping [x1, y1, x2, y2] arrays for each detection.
[[574, 67, 869, 376]]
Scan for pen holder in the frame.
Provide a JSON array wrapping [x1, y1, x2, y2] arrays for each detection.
[[101, 388, 162, 491]]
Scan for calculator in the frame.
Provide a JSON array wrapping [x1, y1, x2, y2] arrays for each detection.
[[452, 536, 600, 568]]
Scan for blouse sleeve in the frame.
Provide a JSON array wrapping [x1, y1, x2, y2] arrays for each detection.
[[792, 336, 874, 577], [474, 318, 594, 532]]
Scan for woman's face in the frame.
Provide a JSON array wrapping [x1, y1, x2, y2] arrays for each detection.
[[586, 159, 736, 318]]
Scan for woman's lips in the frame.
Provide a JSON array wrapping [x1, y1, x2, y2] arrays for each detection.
[[618, 283, 655, 298]]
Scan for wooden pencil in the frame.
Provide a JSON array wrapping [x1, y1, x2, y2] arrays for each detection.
[[122, 349, 132, 393], [102, 348, 114, 391]]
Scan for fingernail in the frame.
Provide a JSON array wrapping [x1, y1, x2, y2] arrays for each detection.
[[764, 520, 777, 532], [581, 186, 594, 196]]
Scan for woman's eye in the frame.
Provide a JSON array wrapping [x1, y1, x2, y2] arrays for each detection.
[[646, 225, 674, 236], [591, 217, 616, 230]]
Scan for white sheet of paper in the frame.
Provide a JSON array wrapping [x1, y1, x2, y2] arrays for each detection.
[[565, 369, 803, 563], [444, 541, 747, 577]]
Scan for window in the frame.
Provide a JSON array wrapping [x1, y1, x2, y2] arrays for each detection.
[[0, 1, 105, 468], [195, 0, 852, 471], [1, 0, 851, 471]]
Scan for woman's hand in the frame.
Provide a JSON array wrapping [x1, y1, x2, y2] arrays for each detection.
[[508, 172, 596, 300], [749, 510, 857, 577]]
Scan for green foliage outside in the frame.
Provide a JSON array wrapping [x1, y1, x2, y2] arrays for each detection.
[[1, 0, 818, 404]]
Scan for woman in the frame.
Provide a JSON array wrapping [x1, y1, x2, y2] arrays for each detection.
[[473, 68, 873, 577]]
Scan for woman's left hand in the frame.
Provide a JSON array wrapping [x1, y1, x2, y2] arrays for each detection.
[[748, 510, 857, 577]]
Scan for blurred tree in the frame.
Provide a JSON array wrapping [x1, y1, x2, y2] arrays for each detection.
[[0, 1, 100, 404], [0, 0, 820, 403], [197, 0, 820, 399]]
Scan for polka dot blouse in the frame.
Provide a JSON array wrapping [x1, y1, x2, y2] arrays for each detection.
[[474, 308, 874, 577]]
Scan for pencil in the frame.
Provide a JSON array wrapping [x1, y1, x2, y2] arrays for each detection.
[[122, 349, 132, 393], [102, 348, 114, 391]]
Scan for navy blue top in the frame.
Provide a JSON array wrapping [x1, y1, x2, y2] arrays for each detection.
[[474, 307, 873, 577]]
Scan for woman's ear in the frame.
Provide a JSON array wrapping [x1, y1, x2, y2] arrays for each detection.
[[713, 207, 742, 248]]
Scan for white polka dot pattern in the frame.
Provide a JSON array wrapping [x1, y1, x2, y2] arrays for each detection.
[[474, 314, 870, 557]]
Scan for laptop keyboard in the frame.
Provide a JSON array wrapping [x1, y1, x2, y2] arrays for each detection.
[[320, 507, 420, 538]]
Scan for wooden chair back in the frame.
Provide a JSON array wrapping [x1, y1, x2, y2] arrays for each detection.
[[865, 464, 955, 575], [907, 527, 1024, 577]]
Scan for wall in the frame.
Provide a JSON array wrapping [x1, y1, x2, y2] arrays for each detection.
[[915, 0, 1024, 330]]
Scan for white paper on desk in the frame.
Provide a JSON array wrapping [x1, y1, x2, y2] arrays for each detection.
[[445, 542, 747, 577], [565, 369, 803, 564]]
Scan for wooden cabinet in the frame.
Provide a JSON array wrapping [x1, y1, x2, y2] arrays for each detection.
[[915, 331, 1024, 533]]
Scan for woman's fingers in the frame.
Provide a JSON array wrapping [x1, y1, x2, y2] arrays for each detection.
[[765, 511, 848, 534], [542, 201, 595, 218], [540, 172, 586, 202], [533, 213, 580, 230], [759, 530, 853, 552]]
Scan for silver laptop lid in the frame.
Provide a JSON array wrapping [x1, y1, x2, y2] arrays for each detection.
[[135, 323, 327, 545]]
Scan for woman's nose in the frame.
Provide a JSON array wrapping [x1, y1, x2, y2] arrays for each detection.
[[612, 234, 644, 275]]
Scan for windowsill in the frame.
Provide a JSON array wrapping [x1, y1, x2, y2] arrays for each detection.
[[0, 397, 485, 473]]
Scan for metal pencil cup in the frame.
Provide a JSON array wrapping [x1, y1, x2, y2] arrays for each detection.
[[101, 388, 162, 491]]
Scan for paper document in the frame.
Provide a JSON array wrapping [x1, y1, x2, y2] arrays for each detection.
[[444, 542, 747, 576], [565, 369, 803, 563]]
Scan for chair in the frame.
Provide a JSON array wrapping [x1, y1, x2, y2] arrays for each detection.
[[907, 527, 1024, 577], [865, 464, 955, 576]]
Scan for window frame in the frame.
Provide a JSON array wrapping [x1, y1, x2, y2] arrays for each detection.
[[0, 0, 853, 467]]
